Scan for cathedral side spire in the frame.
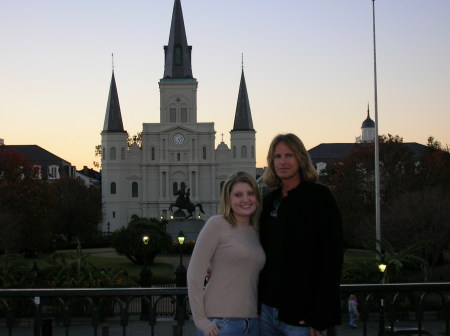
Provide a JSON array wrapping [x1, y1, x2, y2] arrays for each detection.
[[103, 71, 125, 132], [163, 0, 193, 79], [232, 68, 254, 131]]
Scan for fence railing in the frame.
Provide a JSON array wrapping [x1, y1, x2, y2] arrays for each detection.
[[0, 283, 449, 336]]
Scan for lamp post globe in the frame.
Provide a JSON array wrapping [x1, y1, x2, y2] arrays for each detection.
[[140, 233, 152, 288]]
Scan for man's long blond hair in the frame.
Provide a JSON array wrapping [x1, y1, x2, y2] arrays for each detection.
[[263, 133, 318, 188]]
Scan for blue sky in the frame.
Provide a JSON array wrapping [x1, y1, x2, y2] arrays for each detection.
[[1, 0, 449, 169]]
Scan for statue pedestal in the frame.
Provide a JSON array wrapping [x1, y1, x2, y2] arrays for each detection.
[[166, 219, 205, 241]]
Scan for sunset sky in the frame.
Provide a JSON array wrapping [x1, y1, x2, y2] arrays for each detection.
[[1, 0, 449, 169]]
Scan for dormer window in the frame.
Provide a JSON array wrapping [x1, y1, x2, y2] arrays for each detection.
[[33, 165, 42, 179], [48, 165, 60, 179]]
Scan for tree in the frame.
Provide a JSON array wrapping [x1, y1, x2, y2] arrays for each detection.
[[0, 178, 56, 255], [52, 177, 102, 243], [416, 136, 450, 189], [322, 135, 416, 247], [111, 218, 171, 265], [93, 132, 141, 168], [382, 187, 450, 281], [127, 132, 142, 148], [0, 148, 102, 254], [321, 135, 450, 280]]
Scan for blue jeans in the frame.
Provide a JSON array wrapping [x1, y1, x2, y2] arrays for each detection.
[[260, 303, 310, 336], [196, 317, 259, 336]]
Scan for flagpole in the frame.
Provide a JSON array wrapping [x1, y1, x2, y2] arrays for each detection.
[[372, 0, 381, 253]]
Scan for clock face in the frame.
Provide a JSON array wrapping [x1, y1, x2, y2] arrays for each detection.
[[173, 133, 185, 145]]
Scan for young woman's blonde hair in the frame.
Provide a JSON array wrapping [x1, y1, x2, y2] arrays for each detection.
[[263, 133, 318, 188], [219, 171, 262, 229]]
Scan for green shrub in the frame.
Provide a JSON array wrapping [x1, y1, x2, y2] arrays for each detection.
[[111, 218, 171, 265]]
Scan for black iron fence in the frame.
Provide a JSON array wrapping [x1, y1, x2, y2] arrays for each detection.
[[0, 283, 449, 336]]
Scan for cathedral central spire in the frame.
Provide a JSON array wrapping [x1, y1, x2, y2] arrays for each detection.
[[163, 0, 193, 79]]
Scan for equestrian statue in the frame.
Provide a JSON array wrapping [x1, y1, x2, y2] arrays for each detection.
[[169, 185, 205, 219]]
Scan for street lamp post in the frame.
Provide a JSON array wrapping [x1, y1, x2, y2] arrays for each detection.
[[372, 0, 382, 254], [378, 255, 387, 336], [140, 234, 152, 286], [175, 231, 186, 287], [175, 231, 187, 327], [140, 234, 152, 320]]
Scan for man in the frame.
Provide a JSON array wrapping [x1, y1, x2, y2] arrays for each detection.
[[259, 133, 343, 336]]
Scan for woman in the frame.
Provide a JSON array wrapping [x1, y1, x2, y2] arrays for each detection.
[[187, 171, 266, 336], [348, 295, 359, 328]]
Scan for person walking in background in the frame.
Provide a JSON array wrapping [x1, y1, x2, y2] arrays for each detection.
[[187, 171, 266, 336], [348, 295, 359, 328], [259, 133, 343, 336]]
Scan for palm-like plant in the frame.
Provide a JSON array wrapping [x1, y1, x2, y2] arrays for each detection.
[[44, 239, 136, 288], [365, 238, 426, 283], [0, 254, 31, 288]]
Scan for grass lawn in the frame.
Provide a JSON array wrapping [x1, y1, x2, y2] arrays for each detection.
[[344, 248, 377, 263], [1, 248, 177, 285]]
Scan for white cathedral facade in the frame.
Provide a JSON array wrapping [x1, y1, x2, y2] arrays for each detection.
[[101, 0, 256, 232]]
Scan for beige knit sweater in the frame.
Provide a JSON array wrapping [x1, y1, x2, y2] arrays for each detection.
[[187, 215, 266, 335]]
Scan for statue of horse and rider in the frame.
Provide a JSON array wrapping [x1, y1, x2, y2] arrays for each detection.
[[169, 184, 205, 219]]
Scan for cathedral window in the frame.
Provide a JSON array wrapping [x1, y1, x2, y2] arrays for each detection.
[[151, 147, 155, 160], [241, 146, 247, 158], [162, 139, 166, 160], [220, 181, 225, 194], [181, 108, 187, 123], [121, 147, 125, 160], [203, 146, 207, 160], [113, 211, 115, 218], [177, 153, 181, 161], [132, 182, 138, 198], [233, 146, 236, 159], [174, 44, 182, 65], [162, 172, 167, 197], [111, 182, 116, 194], [170, 108, 176, 123], [173, 182, 178, 195], [110, 147, 116, 160]]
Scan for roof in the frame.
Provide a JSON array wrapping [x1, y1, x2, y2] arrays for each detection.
[[308, 143, 361, 165], [308, 142, 428, 165], [103, 72, 125, 132], [232, 69, 254, 132], [2, 145, 70, 165]]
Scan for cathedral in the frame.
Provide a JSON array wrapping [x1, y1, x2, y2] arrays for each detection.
[[101, 0, 256, 232]]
